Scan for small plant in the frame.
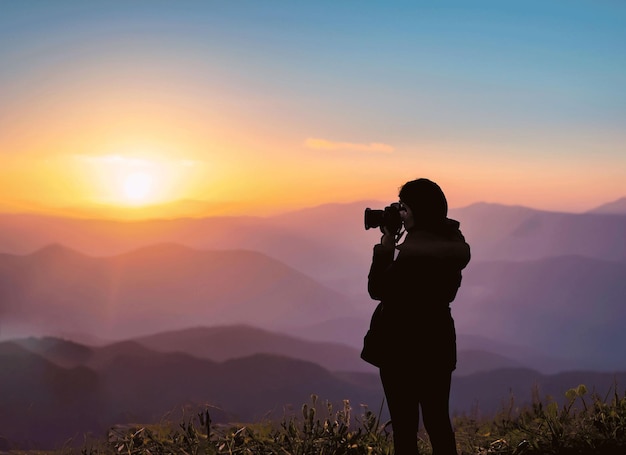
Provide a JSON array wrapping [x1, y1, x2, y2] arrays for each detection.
[[61, 384, 626, 455], [105, 395, 394, 455], [453, 382, 626, 455], [274, 395, 393, 454]]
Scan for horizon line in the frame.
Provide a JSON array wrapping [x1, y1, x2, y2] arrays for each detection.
[[0, 196, 624, 222]]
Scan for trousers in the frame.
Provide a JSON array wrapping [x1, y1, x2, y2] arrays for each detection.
[[380, 365, 457, 455]]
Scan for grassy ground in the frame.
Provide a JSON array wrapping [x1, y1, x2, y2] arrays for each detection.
[[5, 383, 626, 455]]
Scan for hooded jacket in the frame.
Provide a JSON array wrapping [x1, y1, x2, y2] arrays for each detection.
[[367, 219, 471, 370]]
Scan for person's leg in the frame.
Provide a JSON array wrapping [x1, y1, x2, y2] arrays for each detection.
[[380, 366, 421, 455], [420, 369, 457, 455]]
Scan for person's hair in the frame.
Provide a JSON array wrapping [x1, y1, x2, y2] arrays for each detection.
[[399, 178, 448, 228]]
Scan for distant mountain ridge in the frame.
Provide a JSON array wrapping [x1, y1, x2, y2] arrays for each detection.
[[586, 196, 626, 215], [1, 200, 625, 371], [128, 324, 533, 376], [454, 254, 626, 370], [131, 325, 370, 372], [0, 243, 354, 341], [451, 202, 626, 262], [4, 333, 626, 450], [9, 324, 528, 376], [3, 242, 622, 371], [0, 200, 624, 313], [4, 196, 622, 220], [0, 198, 624, 265], [1, 198, 625, 450]]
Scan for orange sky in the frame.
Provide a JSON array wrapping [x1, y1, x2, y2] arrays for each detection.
[[1, 2, 624, 219]]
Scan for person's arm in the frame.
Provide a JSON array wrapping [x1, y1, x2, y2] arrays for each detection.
[[367, 228, 396, 301]]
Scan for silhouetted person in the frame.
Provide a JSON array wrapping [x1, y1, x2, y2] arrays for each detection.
[[366, 178, 471, 455]]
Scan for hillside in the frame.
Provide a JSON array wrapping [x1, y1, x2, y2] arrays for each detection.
[[130, 324, 532, 376], [586, 196, 626, 215], [0, 243, 355, 340], [1, 199, 625, 450], [13, 326, 525, 376], [1, 202, 625, 371], [452, 202, 626, 263], [1, 337, 383, 449], [455, 255, 626, 370], [4, 335, 626, 450], [0, 202, 621, 298], [0, 200, 625, 292]]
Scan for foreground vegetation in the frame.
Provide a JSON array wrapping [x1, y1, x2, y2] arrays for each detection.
[[13, 383, 626, 455]]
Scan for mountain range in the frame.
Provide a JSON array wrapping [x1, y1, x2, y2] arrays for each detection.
[[1, 199, 625, 370], [1, 199, 625, 291], [4, 330, 626, 449], [1, 335, 380, 449], [1, 198, 625, 449], [0, 243, 353, 340]]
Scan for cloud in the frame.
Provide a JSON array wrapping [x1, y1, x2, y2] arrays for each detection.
[[305, 138, 394, 153], [74, 154, 201, 168]]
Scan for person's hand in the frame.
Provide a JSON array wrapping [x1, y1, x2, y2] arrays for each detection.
[[380, 227, 395, 249]]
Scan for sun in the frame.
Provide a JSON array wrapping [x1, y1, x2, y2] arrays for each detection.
[[78, 152, 198, 210], [123, 171, 154, 203]]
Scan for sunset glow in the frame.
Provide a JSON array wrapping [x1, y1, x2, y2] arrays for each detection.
[[0, 2, 624, 218], [0, 6, 625, 446], [123, 171, 154, 204]]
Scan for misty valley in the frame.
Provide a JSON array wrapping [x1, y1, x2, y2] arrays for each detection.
[[1, 199, 626, 449]]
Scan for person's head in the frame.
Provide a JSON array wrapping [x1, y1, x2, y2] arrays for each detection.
[[398, 178, 448, 230]]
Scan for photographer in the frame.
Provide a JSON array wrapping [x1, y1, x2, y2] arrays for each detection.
[[365, 178, 471, 455]]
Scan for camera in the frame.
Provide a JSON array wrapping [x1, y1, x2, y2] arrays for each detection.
[[364, 202, 403, 234]]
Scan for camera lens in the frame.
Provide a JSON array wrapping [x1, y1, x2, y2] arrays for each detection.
[[364, 208, 384, 230]]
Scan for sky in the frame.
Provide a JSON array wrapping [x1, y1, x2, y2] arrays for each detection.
[[1, 0, 625, 218]]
